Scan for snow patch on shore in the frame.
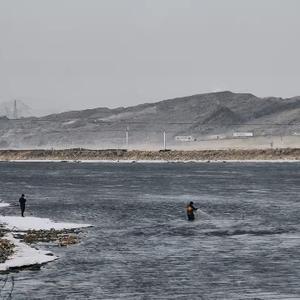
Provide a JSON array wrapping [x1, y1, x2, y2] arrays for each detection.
[[0, 216, 92, 231], [0, 216, 92, 271], [0, 202, 10, 208], [0, 234, 57, 271]]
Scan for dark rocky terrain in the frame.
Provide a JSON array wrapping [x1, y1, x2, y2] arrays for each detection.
[[0, 91, 299, 149]]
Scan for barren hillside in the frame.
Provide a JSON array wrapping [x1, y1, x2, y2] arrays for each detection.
[[0, 91, 299, 149]]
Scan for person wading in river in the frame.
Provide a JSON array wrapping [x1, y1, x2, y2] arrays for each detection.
[[186, 201, 198, 221], [19, 194, 26, 217]]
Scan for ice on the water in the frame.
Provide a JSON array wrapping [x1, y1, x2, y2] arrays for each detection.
[[0, 216, 92, 231], [0, 200, 10, 208]]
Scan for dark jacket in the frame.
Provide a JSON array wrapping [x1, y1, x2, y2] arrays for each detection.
[[187, 203, 197, 214], [19, 196, 26, 206]]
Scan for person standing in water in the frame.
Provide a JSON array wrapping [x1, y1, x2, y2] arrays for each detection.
[[186, 201, 198, 221], [19, 194, 26, 217]]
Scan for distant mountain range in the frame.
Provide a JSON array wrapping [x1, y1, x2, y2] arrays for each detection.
[[0, 91, 300, 149]]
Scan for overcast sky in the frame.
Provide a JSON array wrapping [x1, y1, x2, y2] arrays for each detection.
[[0, 0, 300, 113]]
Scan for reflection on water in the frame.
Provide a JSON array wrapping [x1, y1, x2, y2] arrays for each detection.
[[0, 162, 300, 299]]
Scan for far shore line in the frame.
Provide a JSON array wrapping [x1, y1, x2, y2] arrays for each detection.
[[1, 159, 300, 163], [0, 148, 299, 162]]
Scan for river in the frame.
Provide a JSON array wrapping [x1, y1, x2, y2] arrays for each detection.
[[0, 162, 299, 299]]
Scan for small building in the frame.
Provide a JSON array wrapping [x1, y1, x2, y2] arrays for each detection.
[[207, 134, 227, 140], [233, 132, 254, 137], [175, 135, 196, 142]]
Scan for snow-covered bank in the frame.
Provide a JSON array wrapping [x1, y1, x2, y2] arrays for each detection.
[[0, 234, 57, 271], [0, 216, 92, 231], [0, 214, 92, 272], [0, 173, 91, 272]]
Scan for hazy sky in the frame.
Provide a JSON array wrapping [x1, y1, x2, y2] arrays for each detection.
[[0, 0, 300, 113]]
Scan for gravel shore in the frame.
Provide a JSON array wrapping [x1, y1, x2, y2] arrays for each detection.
[[0, 228, 80, 269], [0, 148, 300, 161], [0, 231, 14, 264]]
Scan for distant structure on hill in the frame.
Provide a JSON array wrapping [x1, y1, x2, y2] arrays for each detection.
[[0, 99, 34, 119], [233, 132, 254, 137], [13, 100, 18, 119], [175, 136, 196, 142]]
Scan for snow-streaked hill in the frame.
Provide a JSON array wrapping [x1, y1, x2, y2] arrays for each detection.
[[0, 91, 299, 149]]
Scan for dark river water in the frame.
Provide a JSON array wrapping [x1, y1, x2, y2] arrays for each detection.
[[0, 162, 300, 300]]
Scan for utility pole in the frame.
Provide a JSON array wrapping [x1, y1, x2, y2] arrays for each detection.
[[125, 127, 129, 149], [163, 130, 166, 150], [13, 100, 18, 119]]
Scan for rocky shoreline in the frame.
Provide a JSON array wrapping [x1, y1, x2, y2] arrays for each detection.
[[14, 228, 80, 247], [0, 148, 300, 161], [0, 214, 91, 272], [0, 231, 14, 264], [0, 228, 83, 272]]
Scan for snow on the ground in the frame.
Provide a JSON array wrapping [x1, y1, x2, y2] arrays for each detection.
[[0, 203, 92, 271], [0, 216, 92, 231], [0, 233, 57, 271], [0, 216, 91, 271]]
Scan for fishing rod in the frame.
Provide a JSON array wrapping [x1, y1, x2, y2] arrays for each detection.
[[196, 208, 211, 218]]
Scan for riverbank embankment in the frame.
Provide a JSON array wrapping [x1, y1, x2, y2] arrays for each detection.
[[0, 148, 300, 161]]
